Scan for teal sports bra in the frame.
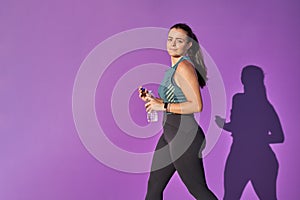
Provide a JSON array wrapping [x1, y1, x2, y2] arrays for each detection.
[[158, 56, 191, 103]]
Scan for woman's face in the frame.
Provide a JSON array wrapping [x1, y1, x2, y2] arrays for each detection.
[[167, 28, 192, 57]]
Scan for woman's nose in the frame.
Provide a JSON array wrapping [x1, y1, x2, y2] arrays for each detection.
[[172, 41, 176, 46]]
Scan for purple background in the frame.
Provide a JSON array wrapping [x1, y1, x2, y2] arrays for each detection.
[[1, 0, 299, 199]]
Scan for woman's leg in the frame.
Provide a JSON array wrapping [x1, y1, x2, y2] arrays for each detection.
[[145, 135, 176, 200], [170, 128, 218, 200]]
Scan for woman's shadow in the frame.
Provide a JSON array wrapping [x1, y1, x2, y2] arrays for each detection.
[[215, 65, 284, 200]]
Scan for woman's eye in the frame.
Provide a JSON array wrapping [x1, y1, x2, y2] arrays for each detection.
[[178, 40, 183, 43], [168, 38, 172, 42]]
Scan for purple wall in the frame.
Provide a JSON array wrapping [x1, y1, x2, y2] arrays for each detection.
[[1, 0, 299, 199]]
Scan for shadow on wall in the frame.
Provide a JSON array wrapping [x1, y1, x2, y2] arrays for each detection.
[[215, 65, 285, 200]]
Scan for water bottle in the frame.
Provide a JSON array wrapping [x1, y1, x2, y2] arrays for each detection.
[[147, 90, 158, 122]]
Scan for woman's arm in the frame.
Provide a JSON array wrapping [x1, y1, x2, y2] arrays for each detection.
[[168, 60, 203, 114]]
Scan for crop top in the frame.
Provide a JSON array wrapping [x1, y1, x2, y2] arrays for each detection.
[[158, 56, 191, 103]]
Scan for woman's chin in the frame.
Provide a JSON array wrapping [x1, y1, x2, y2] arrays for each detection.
[[168, 53, 182, 57]]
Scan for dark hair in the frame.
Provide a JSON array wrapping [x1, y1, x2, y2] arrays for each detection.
[[170, 23, 207, 88]]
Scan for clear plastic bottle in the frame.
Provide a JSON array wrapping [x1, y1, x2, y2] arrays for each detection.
[[147, 90, 158, 122]]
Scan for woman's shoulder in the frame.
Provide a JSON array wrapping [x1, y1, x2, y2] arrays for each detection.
[[176, 59, 196, 75]]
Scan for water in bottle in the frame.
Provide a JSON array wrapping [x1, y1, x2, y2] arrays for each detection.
[[147, 90, 158, 122]]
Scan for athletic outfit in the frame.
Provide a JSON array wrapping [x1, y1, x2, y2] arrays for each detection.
[[145, 56, 217, 200]]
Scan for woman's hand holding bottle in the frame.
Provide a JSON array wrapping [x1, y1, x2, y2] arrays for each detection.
[[138, 86, 164, 122]]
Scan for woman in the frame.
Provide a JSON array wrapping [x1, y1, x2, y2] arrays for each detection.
[[139, 23, 218, 200]]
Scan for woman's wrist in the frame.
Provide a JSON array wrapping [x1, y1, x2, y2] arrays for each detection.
[[164, 102, 170, 112]]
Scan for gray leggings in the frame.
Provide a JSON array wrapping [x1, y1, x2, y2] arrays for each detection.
[[145, 114, 218, 200]]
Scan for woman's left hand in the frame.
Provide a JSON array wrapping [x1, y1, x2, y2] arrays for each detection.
[[145, 97, 164, 112]]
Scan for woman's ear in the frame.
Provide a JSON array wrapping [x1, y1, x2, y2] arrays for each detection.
[[188, 41, 193, 49]]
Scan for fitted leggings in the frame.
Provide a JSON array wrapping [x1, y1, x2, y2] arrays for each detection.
[[145, 114, 218, 200]]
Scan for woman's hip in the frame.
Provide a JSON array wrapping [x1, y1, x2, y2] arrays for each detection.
[[162, 113, 205, 144]]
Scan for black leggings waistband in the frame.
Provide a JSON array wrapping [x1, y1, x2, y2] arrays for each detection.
[[163, 112, 198, 129]]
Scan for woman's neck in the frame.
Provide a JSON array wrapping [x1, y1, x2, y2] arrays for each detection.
[[171, 56, 183, 66]]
